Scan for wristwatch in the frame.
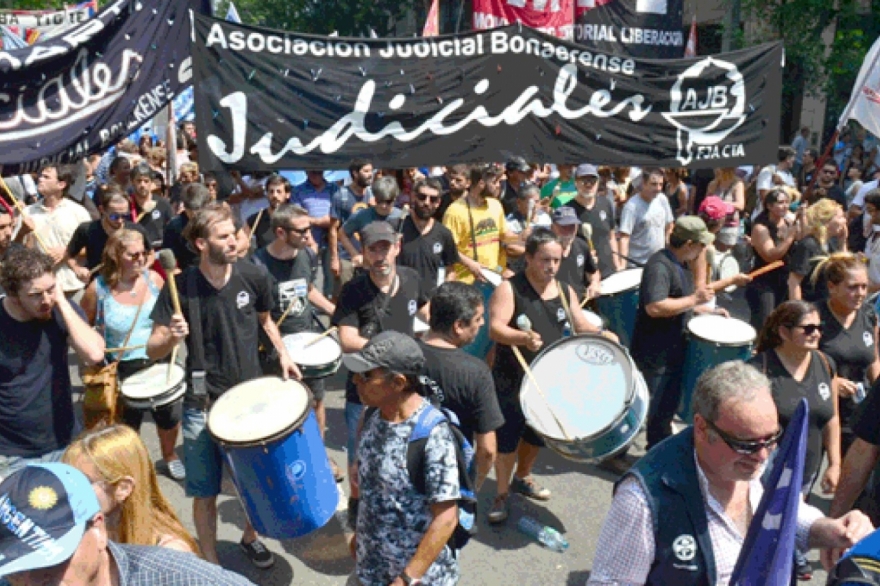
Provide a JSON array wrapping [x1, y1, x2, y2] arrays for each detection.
[[399, 572, 422, 585]]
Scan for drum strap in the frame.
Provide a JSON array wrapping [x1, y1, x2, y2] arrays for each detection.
[[186, 269, 208, 399], [97, 277, 146, 365], [556, 279, 575, 329], [465, 197, 479, 262]]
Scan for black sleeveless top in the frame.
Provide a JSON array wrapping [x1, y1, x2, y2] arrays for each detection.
[[492, 272, 570, 393], [751, 211, 790, 291]]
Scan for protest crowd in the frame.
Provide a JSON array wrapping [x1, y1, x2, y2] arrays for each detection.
[[8, 2, 880, 586]]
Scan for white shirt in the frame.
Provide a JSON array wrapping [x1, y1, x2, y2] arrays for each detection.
[[587, 454, 823, 586], [852, 179, 880, 210], [25, 198, 91, 293]]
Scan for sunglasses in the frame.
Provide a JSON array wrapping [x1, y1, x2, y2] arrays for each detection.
[[791, 323, 823, 335], [706, 418, 782, 455], [126, 251, 146, 261], [577, 176, 598, 184], [108, 213, 131, 221], [375, 199, 394, 206], [415, 193, 441, 204], [284, 225, 311, 236]]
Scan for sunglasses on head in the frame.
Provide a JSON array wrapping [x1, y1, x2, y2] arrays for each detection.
[[705, 418, 782, 455], [415, 192, 441, 204]]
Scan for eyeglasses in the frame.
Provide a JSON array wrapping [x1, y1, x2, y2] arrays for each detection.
[[108, 213, 131, 221], [415, 193, 441, 204], [791, 323, 823, 335], [284, 226, 310, 236], [705, 418, 782, 455]]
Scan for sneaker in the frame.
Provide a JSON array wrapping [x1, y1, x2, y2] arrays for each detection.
[[239, 538, 275, 569], [165, 459, 186, 481], [795, 556, 812, 581], [510, 476, 551, 501], [487, 494, 509, 524]]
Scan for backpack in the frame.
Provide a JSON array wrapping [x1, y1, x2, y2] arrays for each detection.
[[365, 403, 478, 553]]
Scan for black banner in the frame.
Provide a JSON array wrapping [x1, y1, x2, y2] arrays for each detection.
[[192, 14, 782, 172], [575, 0, 685, 59], [0, 0, 209, 174]]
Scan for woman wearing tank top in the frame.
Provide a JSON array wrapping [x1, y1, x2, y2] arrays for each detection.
[[706, 167, 745, 244], [814, 253, 880, 456], [80, 229, 185, 481]]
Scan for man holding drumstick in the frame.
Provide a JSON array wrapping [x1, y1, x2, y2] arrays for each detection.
[[148, 202, 300, 569], [487, 227, 609, 524]]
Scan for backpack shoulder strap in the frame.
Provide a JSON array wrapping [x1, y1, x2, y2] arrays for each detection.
[[407, 404, 447, 495]]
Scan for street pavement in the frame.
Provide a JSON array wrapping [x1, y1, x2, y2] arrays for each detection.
[[70, 362, 835, 585]]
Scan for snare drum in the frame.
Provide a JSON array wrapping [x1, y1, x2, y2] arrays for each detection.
[[595, 268, 643, 348], [463, 268, 504, 359], [678, 315, 756, 423], [208, 377, 337, 539], [282, 332, 342, 379], [519, 334, 648, 463], [582, 309, 604, 330], [120, 364, 186, 410], [413, 316, 430, 338]]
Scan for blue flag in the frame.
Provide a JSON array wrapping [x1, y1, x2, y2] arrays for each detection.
[[730, 398, 809, 586]]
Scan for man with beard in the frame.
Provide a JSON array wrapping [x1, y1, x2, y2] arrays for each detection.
[[0, 201, 15, 264], [130, 163, 174, 251], [500, 157, 532, 215], [148, 202, 300, 568], [65, 190, 152, 282], [434, 164, 469, 221], [551, 207, 600, 301], [809, 161, 847, 208], [567, 164, 620, 276], [330, 159, 374, 296], [332, 221, 430, 528], [245, 174, 291, 250], [487, 228, 606, 523], [398, 178, 460, 299], [418, 282, 504, 493], [0, 247, 105, 479], [161, 183, 214, 271]]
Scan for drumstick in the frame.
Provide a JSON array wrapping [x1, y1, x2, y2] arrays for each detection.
[[747, 260, 784, 279], [251, 208, 265, 240], [157, 250, 183, 384], [0, 176, 50, 252], [515, 315, 573, 441], [104, 343, 147, 353], [89, 263, 104, 277], [303, 326, 338, 349], [580, 289, 592, 308]]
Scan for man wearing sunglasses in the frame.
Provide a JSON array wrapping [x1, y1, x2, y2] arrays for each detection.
[[65, 189, 151, 283], [398, 178, 460, 299], [589, 361, 874, 586]]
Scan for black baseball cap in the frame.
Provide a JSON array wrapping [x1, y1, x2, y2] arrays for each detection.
[[342, 331, 425, 376]]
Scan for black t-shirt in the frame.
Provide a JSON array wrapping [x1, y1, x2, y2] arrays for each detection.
[[247, 210, 275, 250], [252, 247, 316, 335], [0, 300, 81, 457], [817, 301, 877, 386], [134, 197, 174, 250], [398, 217, 459, 299], [570, 196, 617, 278], [817, 185, 847, 209], [150, 262, 273, 398], [854, 377, 880, 445], [160, 214, 199, 270], [630, 248, 695, 370], [66, 220, 151, 269], [748, 350, 836, 484], [788, 235, 836, 302], [417, 341, 504, 443], [332, 266, 429, 402], [556, 238, 597, 299]]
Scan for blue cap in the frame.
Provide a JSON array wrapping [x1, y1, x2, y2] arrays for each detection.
[[0, 463, 101, 577]]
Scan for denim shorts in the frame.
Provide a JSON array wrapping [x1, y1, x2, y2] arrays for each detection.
[[345, 401, 365, 467], [182, 407, 225, 498]]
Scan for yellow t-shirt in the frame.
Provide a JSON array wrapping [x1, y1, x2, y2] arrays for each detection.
[[442, 197, 507, 283]]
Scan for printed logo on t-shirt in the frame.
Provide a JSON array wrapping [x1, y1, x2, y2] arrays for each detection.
[[672, 534, 697, 562], [408, 300, 417, 316], [818, 382, 831, 401], [236, 291, 250, 309], [279, 279, 307, 317], [599, 210, 607, 221], [576, 254, 585, 267], [864, 331, 874, 347], [432, 242, 443, 255], [556, 307, 566, 322], [151, 209, 161, 220]]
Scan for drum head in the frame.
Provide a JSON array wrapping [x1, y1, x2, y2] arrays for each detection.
[[413, 317, 429, 334], [282, 333, 342, 366], [121, 364, 185, 399], [582, 309, 604, 329], [521, 335, 633, 441], [687, 314, 756, 345], [209, 377, 311, 444], [600, 269, 643, 296], [480, 268, 503, 287], [717, 253, 740, 293]]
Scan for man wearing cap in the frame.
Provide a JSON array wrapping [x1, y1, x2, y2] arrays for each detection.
[[551, 207, 601, 301], [567, 164, 619, 277], [618, 168, 674, 268], [0, 463, 255, 585], [332, 221, 431, 525], [340, 176, 404, 274], [500, 157, 533, 216], [630, 216, 720, 451], [542, 164, 578, 210], [344, 331, 460, 586], [504, 182, 550, 274]]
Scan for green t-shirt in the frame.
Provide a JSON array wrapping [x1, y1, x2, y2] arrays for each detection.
[[542, 178, 578, 209]]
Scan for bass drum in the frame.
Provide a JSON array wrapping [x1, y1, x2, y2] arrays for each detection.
[[519, 334, 648, 463]]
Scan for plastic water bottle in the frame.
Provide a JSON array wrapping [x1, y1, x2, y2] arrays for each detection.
[[517, 516, 569, 553]]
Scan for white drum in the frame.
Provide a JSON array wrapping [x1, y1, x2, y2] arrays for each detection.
[[120, 363, 187, 410], [715, 251, 741, 293], [282, 332, 342, 379], [414, 316, 430, 337], [599, 268, 643, 296], [582, 309, 604, 329], [481, 267, 503, 287]]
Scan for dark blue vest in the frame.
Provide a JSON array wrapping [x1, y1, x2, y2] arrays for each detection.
[[617, 428, 716, 586]]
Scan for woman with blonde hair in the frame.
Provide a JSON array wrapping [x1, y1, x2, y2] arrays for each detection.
[[788, 198, 847, 302], [80, 229, 185, 480], [63, 424, 200, 554]]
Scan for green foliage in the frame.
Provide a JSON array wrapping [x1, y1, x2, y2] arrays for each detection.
[[0, 0, 67, 8]]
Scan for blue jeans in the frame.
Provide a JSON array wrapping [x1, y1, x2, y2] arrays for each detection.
[[181, 407, 225, 498]]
